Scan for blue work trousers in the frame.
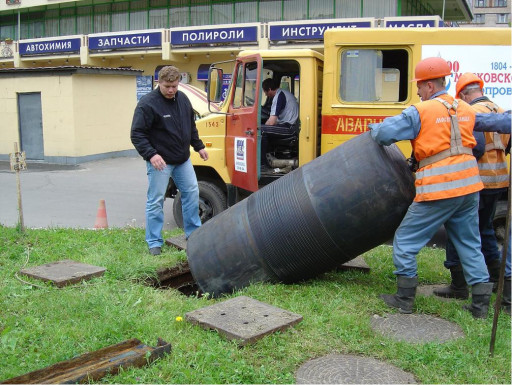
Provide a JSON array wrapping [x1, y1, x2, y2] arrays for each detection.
[[145, 159, 200, 248], [392, 192, 489, 285], [444, 191, 501, 268]]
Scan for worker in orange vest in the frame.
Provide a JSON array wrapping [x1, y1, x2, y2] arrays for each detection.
[[369, 57, 493, 319], [434, 73, 510, 306]]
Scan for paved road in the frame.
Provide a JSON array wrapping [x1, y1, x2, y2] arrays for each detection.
[[0, 157, 178, 231], [0, 156, 447, 248]]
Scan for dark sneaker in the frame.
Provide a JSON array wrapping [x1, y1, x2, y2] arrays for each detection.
[[149, 247, 161, 256]]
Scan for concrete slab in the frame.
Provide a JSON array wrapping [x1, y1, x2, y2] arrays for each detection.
[[370, 313, 465, 344], [296, 354, 417, 384], [19, 259, 106, 287], [185, 295, 303, 346], [165, 234, 187, 251]]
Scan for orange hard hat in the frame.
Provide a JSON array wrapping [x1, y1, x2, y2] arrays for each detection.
[[456, 72, 484, 98], [411, 57, 452, 82]]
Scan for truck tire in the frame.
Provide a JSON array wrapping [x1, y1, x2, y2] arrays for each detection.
[[493, 199, 508, 250], [173, 181, 227, 229]]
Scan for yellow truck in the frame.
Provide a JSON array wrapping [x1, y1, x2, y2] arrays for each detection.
[[169, 27, 511, 240]]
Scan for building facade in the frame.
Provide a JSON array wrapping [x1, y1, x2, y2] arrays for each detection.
[[461, 0, 510, 27], [0, 0, 475, 164], [1, 0, 472, 41]]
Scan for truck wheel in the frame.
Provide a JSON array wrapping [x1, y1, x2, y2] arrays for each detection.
[[493, 199, 507, 250], [172, 181, 227, 228]]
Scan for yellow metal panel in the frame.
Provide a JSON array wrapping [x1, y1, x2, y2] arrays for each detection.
[[321, 27, 511, 158]]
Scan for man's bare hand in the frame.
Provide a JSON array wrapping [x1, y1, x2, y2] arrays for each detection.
[[150, 154, 166, 170], [198, 149, 209, 161]]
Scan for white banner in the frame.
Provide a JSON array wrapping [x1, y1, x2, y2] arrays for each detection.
[[422, 45, 512, 110]]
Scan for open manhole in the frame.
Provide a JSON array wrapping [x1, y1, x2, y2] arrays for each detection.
[[145, 261, 203, 297]]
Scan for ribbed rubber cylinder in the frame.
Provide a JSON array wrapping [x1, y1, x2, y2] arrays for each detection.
[[187, 132, 415, 296]]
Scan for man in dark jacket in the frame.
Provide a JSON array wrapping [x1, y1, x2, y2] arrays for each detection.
[[131, 66, 208, 255]]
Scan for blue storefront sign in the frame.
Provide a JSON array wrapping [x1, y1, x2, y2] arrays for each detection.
[[384, 17, 443, 28], [89, 31, 162, 51], [19, 38, 81, 56], [171, 25, 258, 46], [269, 19, 374, 41]]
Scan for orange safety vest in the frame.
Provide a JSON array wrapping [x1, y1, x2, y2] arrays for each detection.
[[471, 100, 510, 189], [412, 94, 483, 202]]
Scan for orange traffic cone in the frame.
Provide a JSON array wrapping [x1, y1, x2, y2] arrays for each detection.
[[94, 199, 108, 229]]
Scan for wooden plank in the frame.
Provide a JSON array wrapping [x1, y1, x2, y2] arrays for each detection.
[[1, 338, 171, 384]]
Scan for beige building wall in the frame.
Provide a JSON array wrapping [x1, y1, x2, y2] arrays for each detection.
[[0, 69, 141, 163], [72, 74, 136, 156]]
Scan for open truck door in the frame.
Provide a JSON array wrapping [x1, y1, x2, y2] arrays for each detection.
[[210, 55, 262, 192]]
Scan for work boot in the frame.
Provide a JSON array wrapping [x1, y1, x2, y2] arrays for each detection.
[[502, 277, 511, 315], [463, 282, 494, 319], [486, 259, 501, 292], [433, 264, 469, 300], [380, 276, 418, 314]]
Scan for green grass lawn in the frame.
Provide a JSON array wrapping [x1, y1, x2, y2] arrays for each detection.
[[1, 225, 510, 384]]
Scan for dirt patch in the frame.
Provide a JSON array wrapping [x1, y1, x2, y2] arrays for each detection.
[[145, 261, 203, 297]]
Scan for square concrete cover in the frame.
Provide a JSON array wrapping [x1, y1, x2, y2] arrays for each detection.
[[165, 234, 187, 251], [185, 296, 303, 345], [19, 259, 106, 287]]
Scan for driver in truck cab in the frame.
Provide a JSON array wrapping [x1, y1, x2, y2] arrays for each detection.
[[260, 78, 299, 167]]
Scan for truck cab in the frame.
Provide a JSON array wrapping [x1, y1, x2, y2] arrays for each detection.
[[170, 49, 324, 226]]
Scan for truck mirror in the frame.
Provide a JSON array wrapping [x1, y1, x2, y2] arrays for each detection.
[[208, 67, 224, 103]]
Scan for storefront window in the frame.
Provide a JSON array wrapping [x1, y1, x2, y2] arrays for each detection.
[[77, 6, 93, 35], [149, 8, 168, 28], [335, 0, 360, 18], [170, 0, 189, 27], [190, 0, 210, 26], [282, 0, 307, 21], [212, 2, 233, 25], [362, 0, 396, 18], [259, 0, 283, 22], [235, 1, 257, 23], [44, 9, 58, 37], [94, 4, 111, 33], [0, 12, 15, 39], [112, 2, 129, 32], [130, 0, 148, 30], [60, 7, 76, 36], [308, 0, 333, 19], [19, 11, 44, 39]]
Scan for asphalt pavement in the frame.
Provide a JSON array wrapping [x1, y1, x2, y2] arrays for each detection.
[[0, 156, 446, 248], [0, 157, 178, 230]]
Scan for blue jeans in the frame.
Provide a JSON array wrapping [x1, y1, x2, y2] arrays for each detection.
[[145, 159, 200, 248], [392, 192, 489, 285], [444, 191, 501, 268]]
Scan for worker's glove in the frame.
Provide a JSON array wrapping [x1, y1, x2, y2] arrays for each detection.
[[406, 157, 418, 172]]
